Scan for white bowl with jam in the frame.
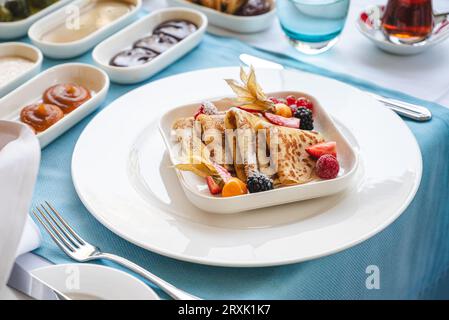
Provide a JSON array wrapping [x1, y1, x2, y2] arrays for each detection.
[[92, 7, 207, 84], [28, 0, 142, 59]]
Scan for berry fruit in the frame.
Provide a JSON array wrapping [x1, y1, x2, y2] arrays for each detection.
[[286, 95, 297, 106], [306, 141, 337, 158], [296, 97, 314, 112], [194, 101, 219, 119], [294, 107, 314, 130], [247, 172, 274, 193], [206, 176, 222, 195], [222, 177, 248, 197], [264, 112, 300, 129], [316, 155, 339, 179], [268, 97, 280, 104], [274, 103, 293, 118]]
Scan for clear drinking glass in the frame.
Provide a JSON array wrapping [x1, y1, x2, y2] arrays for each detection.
[[277, 0, 350, 54]]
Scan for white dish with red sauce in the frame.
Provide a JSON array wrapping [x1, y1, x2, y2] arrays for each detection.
[[0, 63, 109, 148]]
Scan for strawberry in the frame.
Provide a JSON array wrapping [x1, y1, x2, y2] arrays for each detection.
[[264, 112, 300, 129], [211, 162, 232, 183], [206, 176, 222, 195], [306, 141, 337, 158], [237, 106, 263, 114]]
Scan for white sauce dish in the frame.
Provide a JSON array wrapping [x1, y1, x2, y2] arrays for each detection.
[[0, 42, 42, 98], [166, 0, 275, 33], [0, 0, 73, 40], [92, 7, 207, 84], [32, 264, 159, 300], [0, 63, 109, 148], [28, 0, 142, 59]]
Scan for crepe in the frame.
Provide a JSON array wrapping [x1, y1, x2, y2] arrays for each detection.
[[224, 107, 325, 186]]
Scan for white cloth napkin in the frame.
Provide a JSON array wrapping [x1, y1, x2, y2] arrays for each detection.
[[0, 120, 40, 289]]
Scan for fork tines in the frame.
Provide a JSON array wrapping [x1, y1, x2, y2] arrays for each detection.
[[32, 201, 85, 254]]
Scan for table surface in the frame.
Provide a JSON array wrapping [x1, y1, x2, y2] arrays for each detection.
[[0, 0, 449, 299]]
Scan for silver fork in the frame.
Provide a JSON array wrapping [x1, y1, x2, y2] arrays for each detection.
[[32, 201, 200, 300]]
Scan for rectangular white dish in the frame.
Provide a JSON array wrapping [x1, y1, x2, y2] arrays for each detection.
[[0, 42, 42, 98], [166, 0, 275, 33], [159, 91, 359, 214], [0, 0, 73, 40], [28, 0, 142, 59], [92, 7, 207, 84], [0, 63, 109, 148]]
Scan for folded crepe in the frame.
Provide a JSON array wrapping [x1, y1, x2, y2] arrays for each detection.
[[224, 107, 325, 186], [196, 113, 235, 173]]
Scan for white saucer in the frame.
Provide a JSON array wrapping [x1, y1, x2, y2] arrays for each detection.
[[71, 67, 422, 267], [356, 5, 449, 55], [31, 264, 159, 300]]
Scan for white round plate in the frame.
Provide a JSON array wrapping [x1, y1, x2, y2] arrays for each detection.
[[72, 67, 422, 267], [31, 264, 159, 300]]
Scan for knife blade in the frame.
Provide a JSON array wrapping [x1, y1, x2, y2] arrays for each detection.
[[239, 54, 432, 122], [7, 261, 70, 300]]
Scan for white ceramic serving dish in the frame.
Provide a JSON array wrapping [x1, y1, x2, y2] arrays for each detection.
[[32, 264, 159, 300], [0, 42, 42, 98], [0, 63, 109, 148], [356, 5, 449, 55], [28, 0, 142, 59], [0, 0, 73, 40], [159, 91, 359, 214], [92, 7, 207, 84], [166, 0, 275, 33]]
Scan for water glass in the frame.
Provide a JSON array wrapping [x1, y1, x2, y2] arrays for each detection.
[[277, 0, 350, 54]]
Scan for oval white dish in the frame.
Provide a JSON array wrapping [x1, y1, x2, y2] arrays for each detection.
[[28, 0, 142, 59], [71, 67, 422, 267], [0, 42, 42, 98], [159, 91, 359, 214], [92, 7, 207, 84], [0, 0, 73, 40], [166, 0, 275, 33], [31, 263, 159, 300], [0, 63, 109, 148], [356, 5, 449, 55]]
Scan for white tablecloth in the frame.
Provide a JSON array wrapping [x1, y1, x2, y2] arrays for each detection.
[[145, 0, 449, 107]]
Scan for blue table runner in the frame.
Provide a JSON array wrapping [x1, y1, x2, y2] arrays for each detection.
[[17, 33, 449, 299]]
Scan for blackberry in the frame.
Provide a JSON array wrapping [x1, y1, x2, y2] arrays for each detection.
[[247, 172, 274, 193], [294, 107, 314, 130]]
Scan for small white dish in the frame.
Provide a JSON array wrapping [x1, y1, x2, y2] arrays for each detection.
[[0, 63, 109, 148], [28, 0, 142, 59], [31, 263, 159, 300], [166, 0, 275, 33], [356, 5, 449, 55], [0, 0, 72, 40], [159, 91, 359, 214], [0, 42, 42, 98], [92, 7, 207, 84]]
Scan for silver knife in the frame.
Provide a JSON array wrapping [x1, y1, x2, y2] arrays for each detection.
[[239, 54, 432, 122], [8, 262, 70, 300]]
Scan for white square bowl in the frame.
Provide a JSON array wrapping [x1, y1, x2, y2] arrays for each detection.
[[159, 91, 359, 214], [0, 63, 109, 148], [92, 7, 207, 84]]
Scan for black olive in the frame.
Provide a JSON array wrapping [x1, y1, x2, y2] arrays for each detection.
[[4, 0, 31, 19]]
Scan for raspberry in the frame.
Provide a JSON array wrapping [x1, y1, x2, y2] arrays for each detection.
[[268, 97, 280, 104], [296, 98, 314, 111], [286, 95, 296, 106], [316, 155, 339, 179]]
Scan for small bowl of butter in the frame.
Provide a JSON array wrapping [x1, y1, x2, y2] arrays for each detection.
[[0, 42, 42, 98]]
